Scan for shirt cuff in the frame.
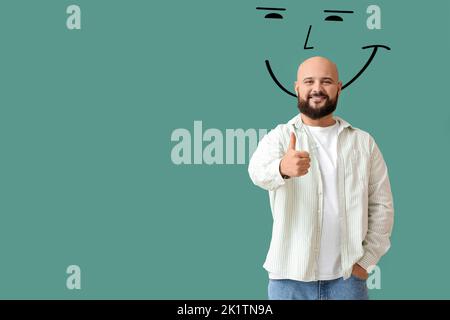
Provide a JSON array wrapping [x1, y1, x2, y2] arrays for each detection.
[[269, 158, 286, 189], [357, 252, 378, 271]]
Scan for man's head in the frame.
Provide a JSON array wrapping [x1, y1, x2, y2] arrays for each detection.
[[295, 56, 342, 120]]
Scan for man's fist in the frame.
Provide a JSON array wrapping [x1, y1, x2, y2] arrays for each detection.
[[279, 132, 311, 178]]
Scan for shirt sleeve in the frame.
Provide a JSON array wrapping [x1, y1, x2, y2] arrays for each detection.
[[358, 136, 395, 271], [248, 125, 287, 191]]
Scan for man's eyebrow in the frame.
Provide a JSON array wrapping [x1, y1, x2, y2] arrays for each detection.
[[323, 10, 354, 14], [303, 77, 335, 81], [256, 7, 286, 11]]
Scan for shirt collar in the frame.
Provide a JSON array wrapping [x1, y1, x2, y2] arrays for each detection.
[[288, 114, 353, 131]]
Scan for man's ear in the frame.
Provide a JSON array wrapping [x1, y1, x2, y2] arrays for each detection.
[[337, 81, 343, 95], [294, 81, 299, 95]]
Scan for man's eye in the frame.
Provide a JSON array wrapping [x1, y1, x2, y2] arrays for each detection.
[[256, 7, 286, 20]]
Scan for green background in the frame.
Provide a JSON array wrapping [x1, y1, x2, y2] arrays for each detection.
[[0, 0, 449, 299]]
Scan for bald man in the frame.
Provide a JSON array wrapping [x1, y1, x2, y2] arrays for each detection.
[[248, 56, 394, 300]]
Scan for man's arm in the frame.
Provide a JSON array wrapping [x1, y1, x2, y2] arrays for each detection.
[[248, 126, 286, 191], [357, 137, 395, 271]]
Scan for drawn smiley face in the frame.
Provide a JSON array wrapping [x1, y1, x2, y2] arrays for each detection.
[[256, 6, 391, 97]]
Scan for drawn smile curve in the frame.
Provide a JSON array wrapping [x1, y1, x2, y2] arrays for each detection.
[[265, 44, 391, 97]]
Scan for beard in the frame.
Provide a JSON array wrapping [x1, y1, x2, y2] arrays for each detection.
[[297, 91, 339, 120]]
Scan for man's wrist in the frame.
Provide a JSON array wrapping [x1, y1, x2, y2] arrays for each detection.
[[279, 161, 290, 179]]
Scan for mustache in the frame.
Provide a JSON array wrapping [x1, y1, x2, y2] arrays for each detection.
[[308, 92, 329, 99]]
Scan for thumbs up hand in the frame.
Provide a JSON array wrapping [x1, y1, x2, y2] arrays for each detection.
[[279, 133, 311, 178]]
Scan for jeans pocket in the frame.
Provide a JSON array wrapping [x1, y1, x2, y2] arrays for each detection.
[[351, 274, 367, 282]]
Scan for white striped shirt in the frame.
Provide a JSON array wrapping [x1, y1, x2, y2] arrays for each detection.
[[248, 114, 394, 281]]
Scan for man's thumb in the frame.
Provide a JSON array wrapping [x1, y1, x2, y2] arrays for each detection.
[[288, 132, 297, 150]]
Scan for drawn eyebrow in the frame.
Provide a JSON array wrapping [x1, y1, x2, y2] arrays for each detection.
[[256, 7, 286, 11], [256, 7, 286, 19], [323, 10, 354, 14], [324, 9, 354, 22]]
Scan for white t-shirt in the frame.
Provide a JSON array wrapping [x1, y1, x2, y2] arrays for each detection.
[[307, 120, 342, 280], [270, 119, 343, 281]]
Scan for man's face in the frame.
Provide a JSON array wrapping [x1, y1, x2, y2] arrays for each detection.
[[295, 58, 342, 119]]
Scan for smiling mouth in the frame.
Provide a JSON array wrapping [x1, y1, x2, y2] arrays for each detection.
[[310, 96, 327, 103], [265, 44, 391, 97]]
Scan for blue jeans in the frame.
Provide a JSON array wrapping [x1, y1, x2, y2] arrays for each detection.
[[268, 275, 369, 300]]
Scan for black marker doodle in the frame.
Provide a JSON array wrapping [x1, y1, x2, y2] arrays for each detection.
[[256, 7, 286, 19], [256, 6, 391, 97], [324, 9, 354, 22]]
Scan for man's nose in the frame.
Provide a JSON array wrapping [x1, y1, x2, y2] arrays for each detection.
[[304, 25, 314, 50], [311, 82, 323, 93]]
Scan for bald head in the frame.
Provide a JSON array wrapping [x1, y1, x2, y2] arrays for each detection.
[[294, 56, 342, 97], [296, 56, 339, 83]]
